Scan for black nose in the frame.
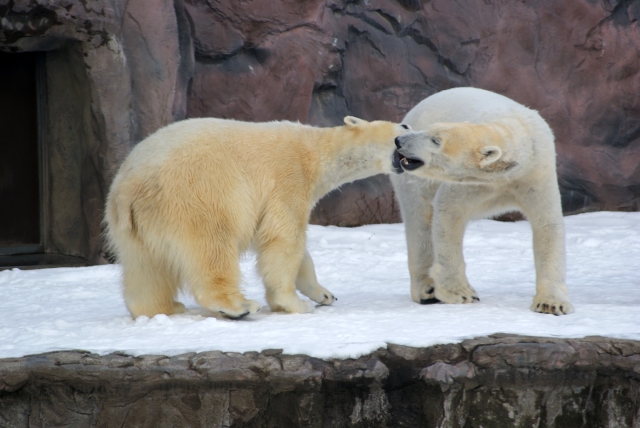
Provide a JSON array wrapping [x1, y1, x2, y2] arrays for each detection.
[[395, 137, 402, 149]]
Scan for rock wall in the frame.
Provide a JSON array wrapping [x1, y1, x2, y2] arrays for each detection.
[[2, 0, 640, 260], [186, 0, 640, 223], [1, 335, 639, 427], [0, 0, 194, 262]]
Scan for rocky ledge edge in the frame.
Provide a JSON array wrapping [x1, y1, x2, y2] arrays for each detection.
[[1, 334, 639, 427]]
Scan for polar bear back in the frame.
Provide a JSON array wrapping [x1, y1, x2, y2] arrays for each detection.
[[404, 87, 539, 128], [403, 87, 556, 164]]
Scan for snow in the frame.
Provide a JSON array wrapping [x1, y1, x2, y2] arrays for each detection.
[[1, 211, 639, 360]]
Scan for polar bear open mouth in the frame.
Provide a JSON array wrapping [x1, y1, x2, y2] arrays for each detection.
[[394, 150, 424, 171]]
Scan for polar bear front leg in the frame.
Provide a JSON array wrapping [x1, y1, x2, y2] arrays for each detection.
[[430, 186, 480, 304], [517, 178, 574, 315], [391, 174, 440, 304], [256, 215, 315, 314], [295, 249, 336, 305], [408, 240, 438, 304], [258, 240, 315, 314]]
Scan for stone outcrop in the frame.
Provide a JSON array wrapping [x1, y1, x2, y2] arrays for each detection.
[[1, 335, 639, 427], [2, 0, 640, 260]]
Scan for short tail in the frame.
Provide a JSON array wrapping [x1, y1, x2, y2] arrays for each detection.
[[103, 181, 139, 259]]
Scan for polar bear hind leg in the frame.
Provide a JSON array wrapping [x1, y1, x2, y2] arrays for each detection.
[[254, 206, 317, 314], [121, 246, 185, 318], [176, 233, 261, 319]]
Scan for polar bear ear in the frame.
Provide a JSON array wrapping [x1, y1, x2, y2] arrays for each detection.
[[344, 116, 367, 127], [478, 146, 502, 167]]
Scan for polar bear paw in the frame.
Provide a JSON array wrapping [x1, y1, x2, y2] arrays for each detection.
[[300, 283, 337, 305], [269, 295, 315, 314], [294, 299, 316, 313], [315, 291, 337, 305], [172, 301, 187, 314], [434, 284, 480, 304], [411, 282, 440, 305], [531, 294, 574, 315], [216, 299, 262, 320]]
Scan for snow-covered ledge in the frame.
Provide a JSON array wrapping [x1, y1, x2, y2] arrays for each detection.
[[1, 334, 639, 427], [1, 213, 639, 426]]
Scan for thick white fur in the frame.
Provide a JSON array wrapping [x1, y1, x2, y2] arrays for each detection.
[[105, 116, 409, 318], [391, 87, 573, 315]]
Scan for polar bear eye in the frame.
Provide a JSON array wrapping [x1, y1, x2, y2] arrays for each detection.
[[401, 124, 410, 129], [431, 138, 440, 147]]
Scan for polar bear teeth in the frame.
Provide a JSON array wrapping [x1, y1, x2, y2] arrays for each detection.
[[399, 155, 425, 171], [401, 156, 420, 165]]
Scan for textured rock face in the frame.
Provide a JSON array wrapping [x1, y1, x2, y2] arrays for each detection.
[[1, 0, 194, 262], [2, 0, 640, 260], [1, 335, 639, 427], [186, 0, 640, 223]]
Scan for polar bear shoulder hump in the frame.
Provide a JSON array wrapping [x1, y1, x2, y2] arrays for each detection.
[[404, 87, 538, 127]]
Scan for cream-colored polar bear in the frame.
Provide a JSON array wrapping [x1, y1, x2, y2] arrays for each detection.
[[105, 117, 410, 319], [391, 87, 573, 315]]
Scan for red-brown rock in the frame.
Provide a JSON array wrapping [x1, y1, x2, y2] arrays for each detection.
[[1, 0, 193, 263], [186, 0, 640, 222], [2, 0, 639, 263]]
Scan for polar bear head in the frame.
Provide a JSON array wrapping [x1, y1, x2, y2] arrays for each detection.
[[393, 121, 522, 183], [342, 116, 413, 175]]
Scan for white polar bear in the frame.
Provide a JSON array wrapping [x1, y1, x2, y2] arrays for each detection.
[[390, 87, 573, 315], [105, 116, 410, 319]]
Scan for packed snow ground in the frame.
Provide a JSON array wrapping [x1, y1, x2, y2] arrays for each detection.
[[1, 212, 639, 360]]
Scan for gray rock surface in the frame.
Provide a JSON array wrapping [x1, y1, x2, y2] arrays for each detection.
[[1, 335, 639, 427]]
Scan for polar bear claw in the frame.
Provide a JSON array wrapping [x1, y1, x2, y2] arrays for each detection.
[[531, 295, 574, 315]]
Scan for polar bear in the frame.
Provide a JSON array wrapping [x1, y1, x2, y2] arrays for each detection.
[[105, 116, 410, 319], [390, 87, 573, 315]]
